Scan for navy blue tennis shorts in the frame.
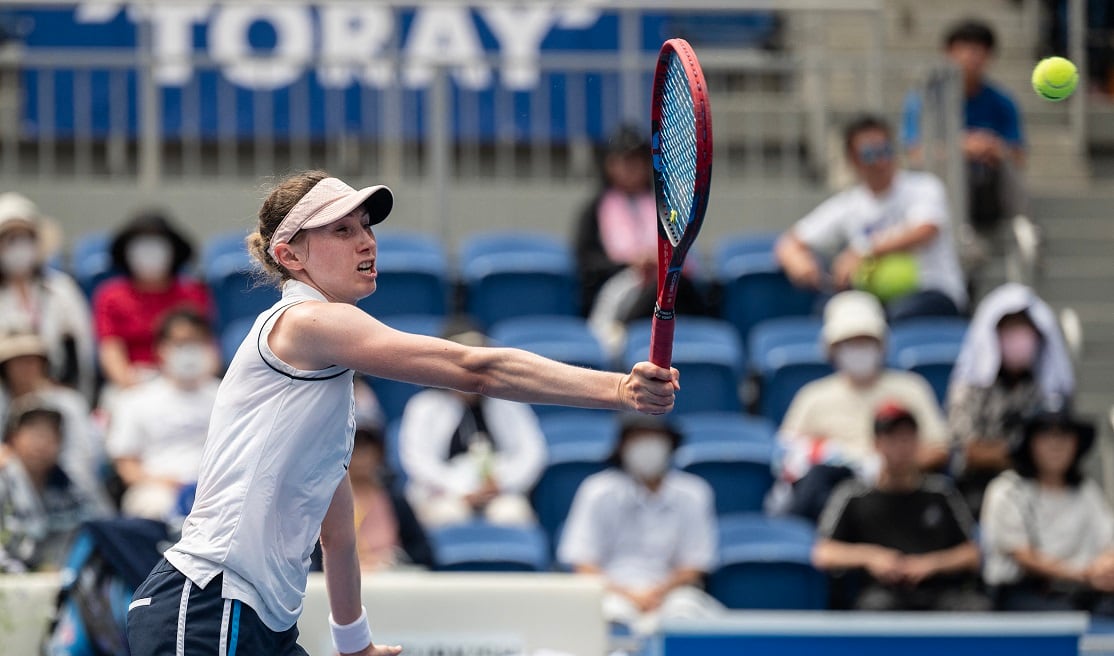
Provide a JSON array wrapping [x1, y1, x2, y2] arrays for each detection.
[[126, 558, 309, 656]]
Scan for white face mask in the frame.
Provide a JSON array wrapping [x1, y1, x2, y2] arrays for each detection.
[[163, 343, 214, 383], [621, 436, 672, 482], [126, 236, 174, 281], [0, 237, 38, 277], [834, 342, 883, 380]]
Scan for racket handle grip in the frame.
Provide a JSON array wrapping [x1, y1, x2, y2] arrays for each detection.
[[649, 312, 675, 368]]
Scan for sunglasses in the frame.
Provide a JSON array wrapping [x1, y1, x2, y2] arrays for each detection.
[[856, 142, 894, 164]]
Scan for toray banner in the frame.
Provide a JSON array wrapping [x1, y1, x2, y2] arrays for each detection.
[[7, 3, 777, 140]]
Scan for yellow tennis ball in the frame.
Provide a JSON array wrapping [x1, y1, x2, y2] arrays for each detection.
[[1032, 56, 1078, 102], [853, 253, 919, 303]]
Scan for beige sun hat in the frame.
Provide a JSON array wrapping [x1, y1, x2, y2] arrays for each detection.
[[822, 290, 888, 350], [0, 193, 63, 263], [0, 332, 50, 367]]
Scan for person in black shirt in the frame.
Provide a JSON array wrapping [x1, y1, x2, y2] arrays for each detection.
[[813, 400, 989, 610]]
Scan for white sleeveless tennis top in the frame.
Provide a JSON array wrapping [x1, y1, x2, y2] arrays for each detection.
[[165, 280, 356, 632]]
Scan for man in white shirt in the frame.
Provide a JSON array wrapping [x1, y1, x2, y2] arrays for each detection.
[[107, 308, 220, 519], [776, 115, 966, 321], [559, 415, 721, 637]]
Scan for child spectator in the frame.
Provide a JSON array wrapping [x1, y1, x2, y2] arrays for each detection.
[[0, 398, 103, 572], [559, 414, 721, 636], [948, 282, 1074, 514], [777, 291, 949, 521], [106, 308, 219, 519], [813, 401, 987, 611], [981, 403, 1114, 613]]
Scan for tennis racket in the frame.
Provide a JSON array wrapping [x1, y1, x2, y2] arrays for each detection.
[[648, 38, 713, 368]]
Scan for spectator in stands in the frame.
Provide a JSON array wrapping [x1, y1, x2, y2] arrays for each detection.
[[559, 414, 721, 636], [948, 283, 1074, 514], [399, 321, 546, 528], [106, 308, 219, 519], [348, 424, 432, 572], [981, 402, 1114, 613], [0, 193, 96, 401], [0, 398, 103, 572], [0, 333, 107, 507], [776, 291, 949, 521], [93, 210, 211, 395], [573, 124, 706, 320], [813, 401, 987, 610], [775, 115, 967, 322], [904, 19, 1025, 246]]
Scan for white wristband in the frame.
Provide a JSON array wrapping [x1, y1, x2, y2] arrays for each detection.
[[329, 606, 373, 654]]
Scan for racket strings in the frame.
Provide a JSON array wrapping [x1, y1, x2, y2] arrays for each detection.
[[657, 53, 698, 246]]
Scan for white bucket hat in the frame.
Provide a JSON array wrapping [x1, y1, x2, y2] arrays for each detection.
[[822, 290, 887, 350], [0, 193, 62, 261]]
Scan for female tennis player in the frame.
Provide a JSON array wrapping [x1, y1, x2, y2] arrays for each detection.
[[126, 170, 679, 656]]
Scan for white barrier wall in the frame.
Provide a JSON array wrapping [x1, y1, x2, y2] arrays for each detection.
[[0, 571, 608, 656]]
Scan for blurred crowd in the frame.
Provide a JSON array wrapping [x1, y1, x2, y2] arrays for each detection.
[[0, 15, 1108, 654]]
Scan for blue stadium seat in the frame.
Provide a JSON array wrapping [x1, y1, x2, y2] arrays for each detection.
[[716, 248, 820, 345], [894, 342, 963, 407], [886, 317, 968, 406], [714, 232, 781, 262], [623, 317, 744, 415], [428, 521, 551, 572], [461, 232, 578, 329], [887, 316, 969, 363], [489, 315, 609, 371], [754, 342, 834, 425], [708, 513, 828, 610], [538, 411, 619, 448], [201, 231, 249, 273], [747, 316, 824, 373], [675, 412, 777, 446], [383, 418, 408, 488], [72, 232, 118, 298], [218, 316, 256, 370], [530, 440, 614, 553], [205, 247, 280, 331], [674, 441, 775, 516], [367, 314, 447, 422], [357, 232, 449, 318]]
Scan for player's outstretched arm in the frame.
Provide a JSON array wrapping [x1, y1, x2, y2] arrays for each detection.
[[273, 302, 678, 414], [320, 479, 402, 656]]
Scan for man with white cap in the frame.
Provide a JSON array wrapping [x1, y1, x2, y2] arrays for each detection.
[[126, 171, 680, 656], [778, 291, 949, 521]]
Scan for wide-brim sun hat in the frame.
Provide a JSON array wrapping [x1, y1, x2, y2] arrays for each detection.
[[0, 333, 50, 367], [109, 210, 195, 274], [0, 192, 63, 262], [268, 177, 394, 258], [1013, 402, 1096, 460], [822, 290, 888, 349]]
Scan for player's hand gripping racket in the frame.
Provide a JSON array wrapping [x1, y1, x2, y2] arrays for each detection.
[[649, 38, 713, 368]]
